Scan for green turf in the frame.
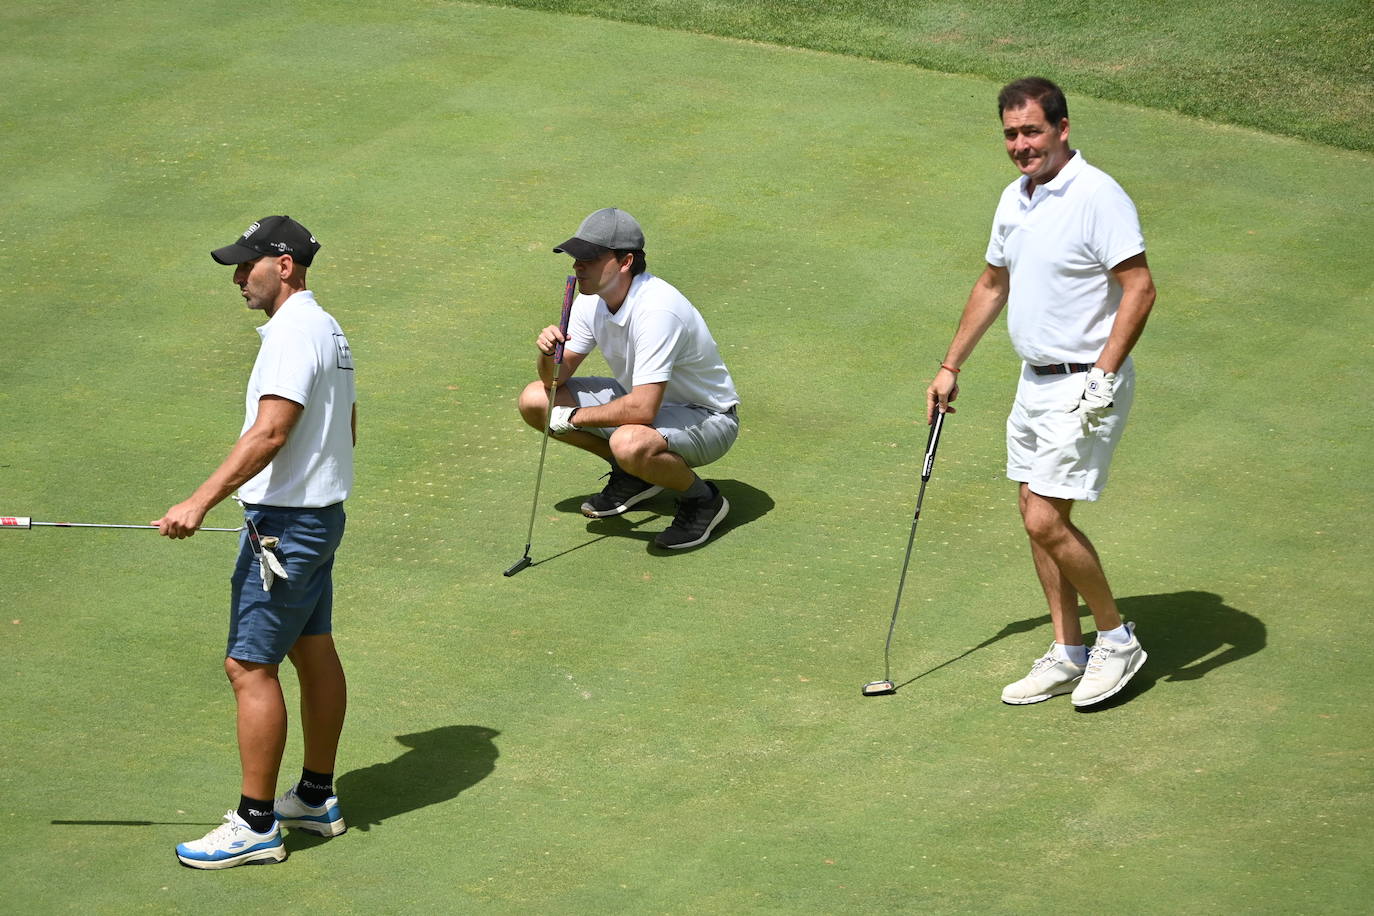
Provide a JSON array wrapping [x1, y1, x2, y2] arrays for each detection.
[[478, 0, 1374, 153], [1, 1, 1371, 913]]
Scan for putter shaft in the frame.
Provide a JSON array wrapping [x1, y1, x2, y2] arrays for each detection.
[[868, 410, 947, 691], [4, 519, 242, 531]]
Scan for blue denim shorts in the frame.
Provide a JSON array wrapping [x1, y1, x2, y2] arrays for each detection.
[[227, 502, 346, 664]]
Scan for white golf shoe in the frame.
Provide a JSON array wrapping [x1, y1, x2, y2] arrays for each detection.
[[1001, 646, 1086, 705], [175, 810, 286, 869], [1071, 622, 1147, 707], [275, 787, 347, 837]]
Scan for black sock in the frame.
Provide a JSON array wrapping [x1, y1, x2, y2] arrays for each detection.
[[237, 795, 276, 833], [683, 476, 712, 500], [296, 768, 334, 807]]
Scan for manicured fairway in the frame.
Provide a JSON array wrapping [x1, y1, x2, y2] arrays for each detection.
[[1, 2, 1371, 913]]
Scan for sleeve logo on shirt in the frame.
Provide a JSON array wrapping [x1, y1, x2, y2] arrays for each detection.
[[334, 333, 354, 371]]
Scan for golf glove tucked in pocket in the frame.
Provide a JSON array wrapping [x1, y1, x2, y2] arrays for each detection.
[[256, 536, 289, 592], [1067, 367, 1116, 433]]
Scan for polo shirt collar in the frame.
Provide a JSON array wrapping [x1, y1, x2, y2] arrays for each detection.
[[1020, 149, 1084, 202], [604, 273, 650, 326], [258, 289, 317, 337]]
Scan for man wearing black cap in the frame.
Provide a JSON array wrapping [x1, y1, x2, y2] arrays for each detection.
[[519, 208, 740, 550], [155, 216, 355, 868]]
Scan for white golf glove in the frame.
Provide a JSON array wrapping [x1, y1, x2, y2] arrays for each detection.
[[257, 535, 289, 592], [1067, 367, 1116, 432], [548, 406, 579, 435]]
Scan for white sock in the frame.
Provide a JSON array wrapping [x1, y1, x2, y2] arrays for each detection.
[[1097, 624, 1133, 646], [1055, 643, 1088, 666]]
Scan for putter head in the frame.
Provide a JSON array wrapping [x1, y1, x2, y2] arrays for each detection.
[[862, 680, 896, 697], [503, 556, 533, 577]]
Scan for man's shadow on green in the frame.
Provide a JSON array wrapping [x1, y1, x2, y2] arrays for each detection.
[[899, 590, 1264, 708], [288, 725, 499, 847], [550, 478, 773, 555]]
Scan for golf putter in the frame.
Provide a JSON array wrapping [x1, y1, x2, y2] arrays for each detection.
[[863, 408, 948, 696], [505, 275, 577, 577], [2, 516, 241, 532]]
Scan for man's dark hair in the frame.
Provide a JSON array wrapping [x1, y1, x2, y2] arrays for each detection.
[[615, 250, 647, 277], [998, 77, 1068, 124]]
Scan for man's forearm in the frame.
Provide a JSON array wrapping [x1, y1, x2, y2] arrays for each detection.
[[563, 383, 665, 429], [183, 427, 288, 513], [942, 267, 1009, 368], [1097, 258, 1156, 373]]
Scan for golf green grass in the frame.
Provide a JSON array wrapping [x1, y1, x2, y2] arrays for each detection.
[[481, 0, 1374, 153], [1, 1, 1371, 912]]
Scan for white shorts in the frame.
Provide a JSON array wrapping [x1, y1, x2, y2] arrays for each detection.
[[563, 377, 739, 468], [1006, 359, 1134, 502]]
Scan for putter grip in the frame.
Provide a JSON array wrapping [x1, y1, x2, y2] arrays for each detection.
[[553, 275, 576, 364], [922, 410, 946, 479]]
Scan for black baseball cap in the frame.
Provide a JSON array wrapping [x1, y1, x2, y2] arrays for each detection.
[[211, 215, 320, 266]]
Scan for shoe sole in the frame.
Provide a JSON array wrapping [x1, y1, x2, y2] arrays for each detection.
[[1001, 680, 1080, 705], [1071, 648, 1148, 707], [655, 496, 730, 550], [580, 485, 663, 519], [176, 844, 287, 869], [277, 816, 348, 837]]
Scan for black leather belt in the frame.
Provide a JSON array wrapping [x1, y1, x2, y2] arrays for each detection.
[[1030, 362, 1094, 376]]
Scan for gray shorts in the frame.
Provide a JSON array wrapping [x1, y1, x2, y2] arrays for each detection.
[[563, 377, 739, 468]]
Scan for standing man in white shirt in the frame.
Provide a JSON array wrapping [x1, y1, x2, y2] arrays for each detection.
[[519, 208, 741, 550], [155, 215, 356, 867], [926, 78, 1157, 709]]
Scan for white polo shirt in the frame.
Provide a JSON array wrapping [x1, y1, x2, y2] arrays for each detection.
[[986, 151, 1146, 365], [565, 273, 739, 412], [238, 290, 355, 507]]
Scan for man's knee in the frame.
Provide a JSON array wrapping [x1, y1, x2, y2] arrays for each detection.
[[225, 656, 279, 683], [1020, 489, 1073, 545], [518, 381, 550, 427], [608, 425, 668, 465], [288, 634, 344, 679]]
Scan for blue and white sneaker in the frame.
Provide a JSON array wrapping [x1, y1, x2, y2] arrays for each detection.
[[176, 810, 286, 869], [275, 787, 347, 837]]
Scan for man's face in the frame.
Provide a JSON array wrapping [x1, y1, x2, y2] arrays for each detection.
[[1002, 101, 1071, 187], [233, 255, 286, 312], [572, 250, 631, 297]]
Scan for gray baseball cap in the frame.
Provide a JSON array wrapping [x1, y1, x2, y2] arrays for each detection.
[[553, 208, 645, 260]]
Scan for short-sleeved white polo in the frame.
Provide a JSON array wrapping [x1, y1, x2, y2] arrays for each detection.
[[986, 151, 1145, 365], [238, 290, 355, 507], [565, 273, 739, 413]]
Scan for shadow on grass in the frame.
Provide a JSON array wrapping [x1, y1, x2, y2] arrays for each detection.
[[286, 725, 499, 848], [550, 478, 774, 556], [896, 590, 1264, 709], [1076, 590, 1266, 712]]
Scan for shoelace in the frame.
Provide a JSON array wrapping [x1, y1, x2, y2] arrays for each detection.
[[608, 473, 645, 499], [202, 812, 241, 843], [1084, 643, 1113, 672], [674, 493, 719, 526]]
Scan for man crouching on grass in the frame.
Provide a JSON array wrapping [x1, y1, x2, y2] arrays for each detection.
[[519, 208, 741, 550], [155, 216, 354, 868]]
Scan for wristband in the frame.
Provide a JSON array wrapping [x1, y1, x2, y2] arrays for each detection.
[[940, 363, 960, 374]]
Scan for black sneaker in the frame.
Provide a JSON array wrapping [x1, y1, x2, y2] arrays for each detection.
[[654, 482, 729, 549], [580, 468, 663, 518]]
